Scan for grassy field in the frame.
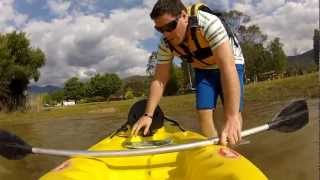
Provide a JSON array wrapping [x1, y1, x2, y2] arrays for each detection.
[[0, 73, 318, 125]]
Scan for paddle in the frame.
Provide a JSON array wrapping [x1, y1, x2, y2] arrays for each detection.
[[0, 99, 309, 160]]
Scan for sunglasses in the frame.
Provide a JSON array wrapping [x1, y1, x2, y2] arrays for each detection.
[[154, 15, 180, 33]]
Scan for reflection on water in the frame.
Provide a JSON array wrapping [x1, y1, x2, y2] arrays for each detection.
[[0, 117, 125, 180]]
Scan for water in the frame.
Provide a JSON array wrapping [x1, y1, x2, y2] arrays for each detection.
[[0, 117, 125, 180]]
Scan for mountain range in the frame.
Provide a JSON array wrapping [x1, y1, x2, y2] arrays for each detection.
[[28, 85, 62, 94], [287, 49, 316, 69]]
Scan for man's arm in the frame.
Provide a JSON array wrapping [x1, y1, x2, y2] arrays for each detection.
[[131, 63, 171, 136], [145, 63, 171, 116], [200, 10, 242, 145], [214, 40, 241, 145]]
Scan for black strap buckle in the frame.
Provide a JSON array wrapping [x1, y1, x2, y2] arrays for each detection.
[[180, 55, 193, 63], [188, 16, 198, 28]]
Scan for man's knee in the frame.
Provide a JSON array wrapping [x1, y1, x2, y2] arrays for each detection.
[[197, 109, 214, 121]]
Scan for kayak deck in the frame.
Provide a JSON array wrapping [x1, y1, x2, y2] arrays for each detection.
[[40, 122, 267, 180]]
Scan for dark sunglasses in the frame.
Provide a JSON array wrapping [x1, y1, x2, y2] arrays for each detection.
[[154, 15, 180, 33]]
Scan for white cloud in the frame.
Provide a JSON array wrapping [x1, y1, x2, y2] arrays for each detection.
[[0, 0, 28, 31], [47, 0, 72, 16], [234, 0, 318, 55], [13, 14, 29, 27], [24, 7, 155, 85], [144, 0, 230, 11]]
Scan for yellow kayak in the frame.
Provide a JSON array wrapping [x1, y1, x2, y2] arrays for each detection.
[[40, 121, 267, 180]]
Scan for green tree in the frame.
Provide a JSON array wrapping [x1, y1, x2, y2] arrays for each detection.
[[212, 10, 289, 83], [42, 93, 52, 106], [223, 10, 250, 33], [268, 38, 287, 73], [0, 31, 45, 111], [43, 90, 64, 105], [180, 61, 194, 90], [242, 43, 272, 81], [50, 90, 65, 104], [85, 73, 122, 99], [238, 25, 268, 44], [146, 52, 157, 77], [164, 64, 181, 96], [124, 88, 134, 99], [64, 77, 84, 102], [236, 24, 272, 82], [124, 77, 147, 97]]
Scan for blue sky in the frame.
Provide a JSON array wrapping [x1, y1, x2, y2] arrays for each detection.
[[0, 0, 318, 86]]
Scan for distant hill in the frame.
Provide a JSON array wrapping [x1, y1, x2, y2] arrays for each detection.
[[28, 85, 62, 94], [287, 49, 316, 70]]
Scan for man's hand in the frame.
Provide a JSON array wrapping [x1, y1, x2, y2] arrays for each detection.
[[131, 116, 152, 136], [220, 115, 242, 146]]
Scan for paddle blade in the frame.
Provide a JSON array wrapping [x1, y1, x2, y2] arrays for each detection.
[[0, 130, 32, 160], [268, 99, 309, 133]]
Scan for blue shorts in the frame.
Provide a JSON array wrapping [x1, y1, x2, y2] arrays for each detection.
[[195, 64, 244, 111]]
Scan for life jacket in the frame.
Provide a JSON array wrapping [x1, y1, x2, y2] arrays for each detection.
[[165, 3, 239, 66]]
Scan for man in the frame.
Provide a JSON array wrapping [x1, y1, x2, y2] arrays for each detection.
[[131, 0, 245, 146]]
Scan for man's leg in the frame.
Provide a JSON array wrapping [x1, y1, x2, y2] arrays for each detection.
[[239, 112, 243, 127], [197, 109, 218, 137], [195, 69, 220, 138], [237, 64, 245, 128]]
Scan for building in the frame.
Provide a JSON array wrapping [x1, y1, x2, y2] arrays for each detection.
[[62, 100, 76, 106]]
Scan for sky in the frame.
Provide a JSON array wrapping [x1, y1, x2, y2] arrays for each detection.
[[0, 0, 318, 86]]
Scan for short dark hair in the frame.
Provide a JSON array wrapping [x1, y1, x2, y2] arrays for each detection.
[[150, 0, 187, 20]]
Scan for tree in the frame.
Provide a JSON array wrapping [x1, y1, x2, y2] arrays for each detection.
[[164, 64, 181, 96], [146, 52, 157, 77], [238, 25, 268, 44], [64, 77, 84, 102], [268, 38, 287, 73], [234, 22, 276, 82], [124, 88, 134, 99], [0, 31, 45, 111], [180, 61, 194, 90], [124, 78, 146, 97], [0, 35, 14, 110], [223, 10, 250, 33], [50, 90, 65, 104], [85, 73, 122, 99]]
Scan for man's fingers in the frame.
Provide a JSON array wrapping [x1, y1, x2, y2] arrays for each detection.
[[131, 123, 141, 136], [131, 124, 136, 135], [237, 129, 242, 143], [233, 133, 239, 145], [228, 135, 236, 145], [220, 132, 228, 146], [143, 123, 151, 135]]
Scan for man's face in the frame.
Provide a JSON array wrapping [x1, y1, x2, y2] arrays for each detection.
[[153, 11, 188, 46]]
